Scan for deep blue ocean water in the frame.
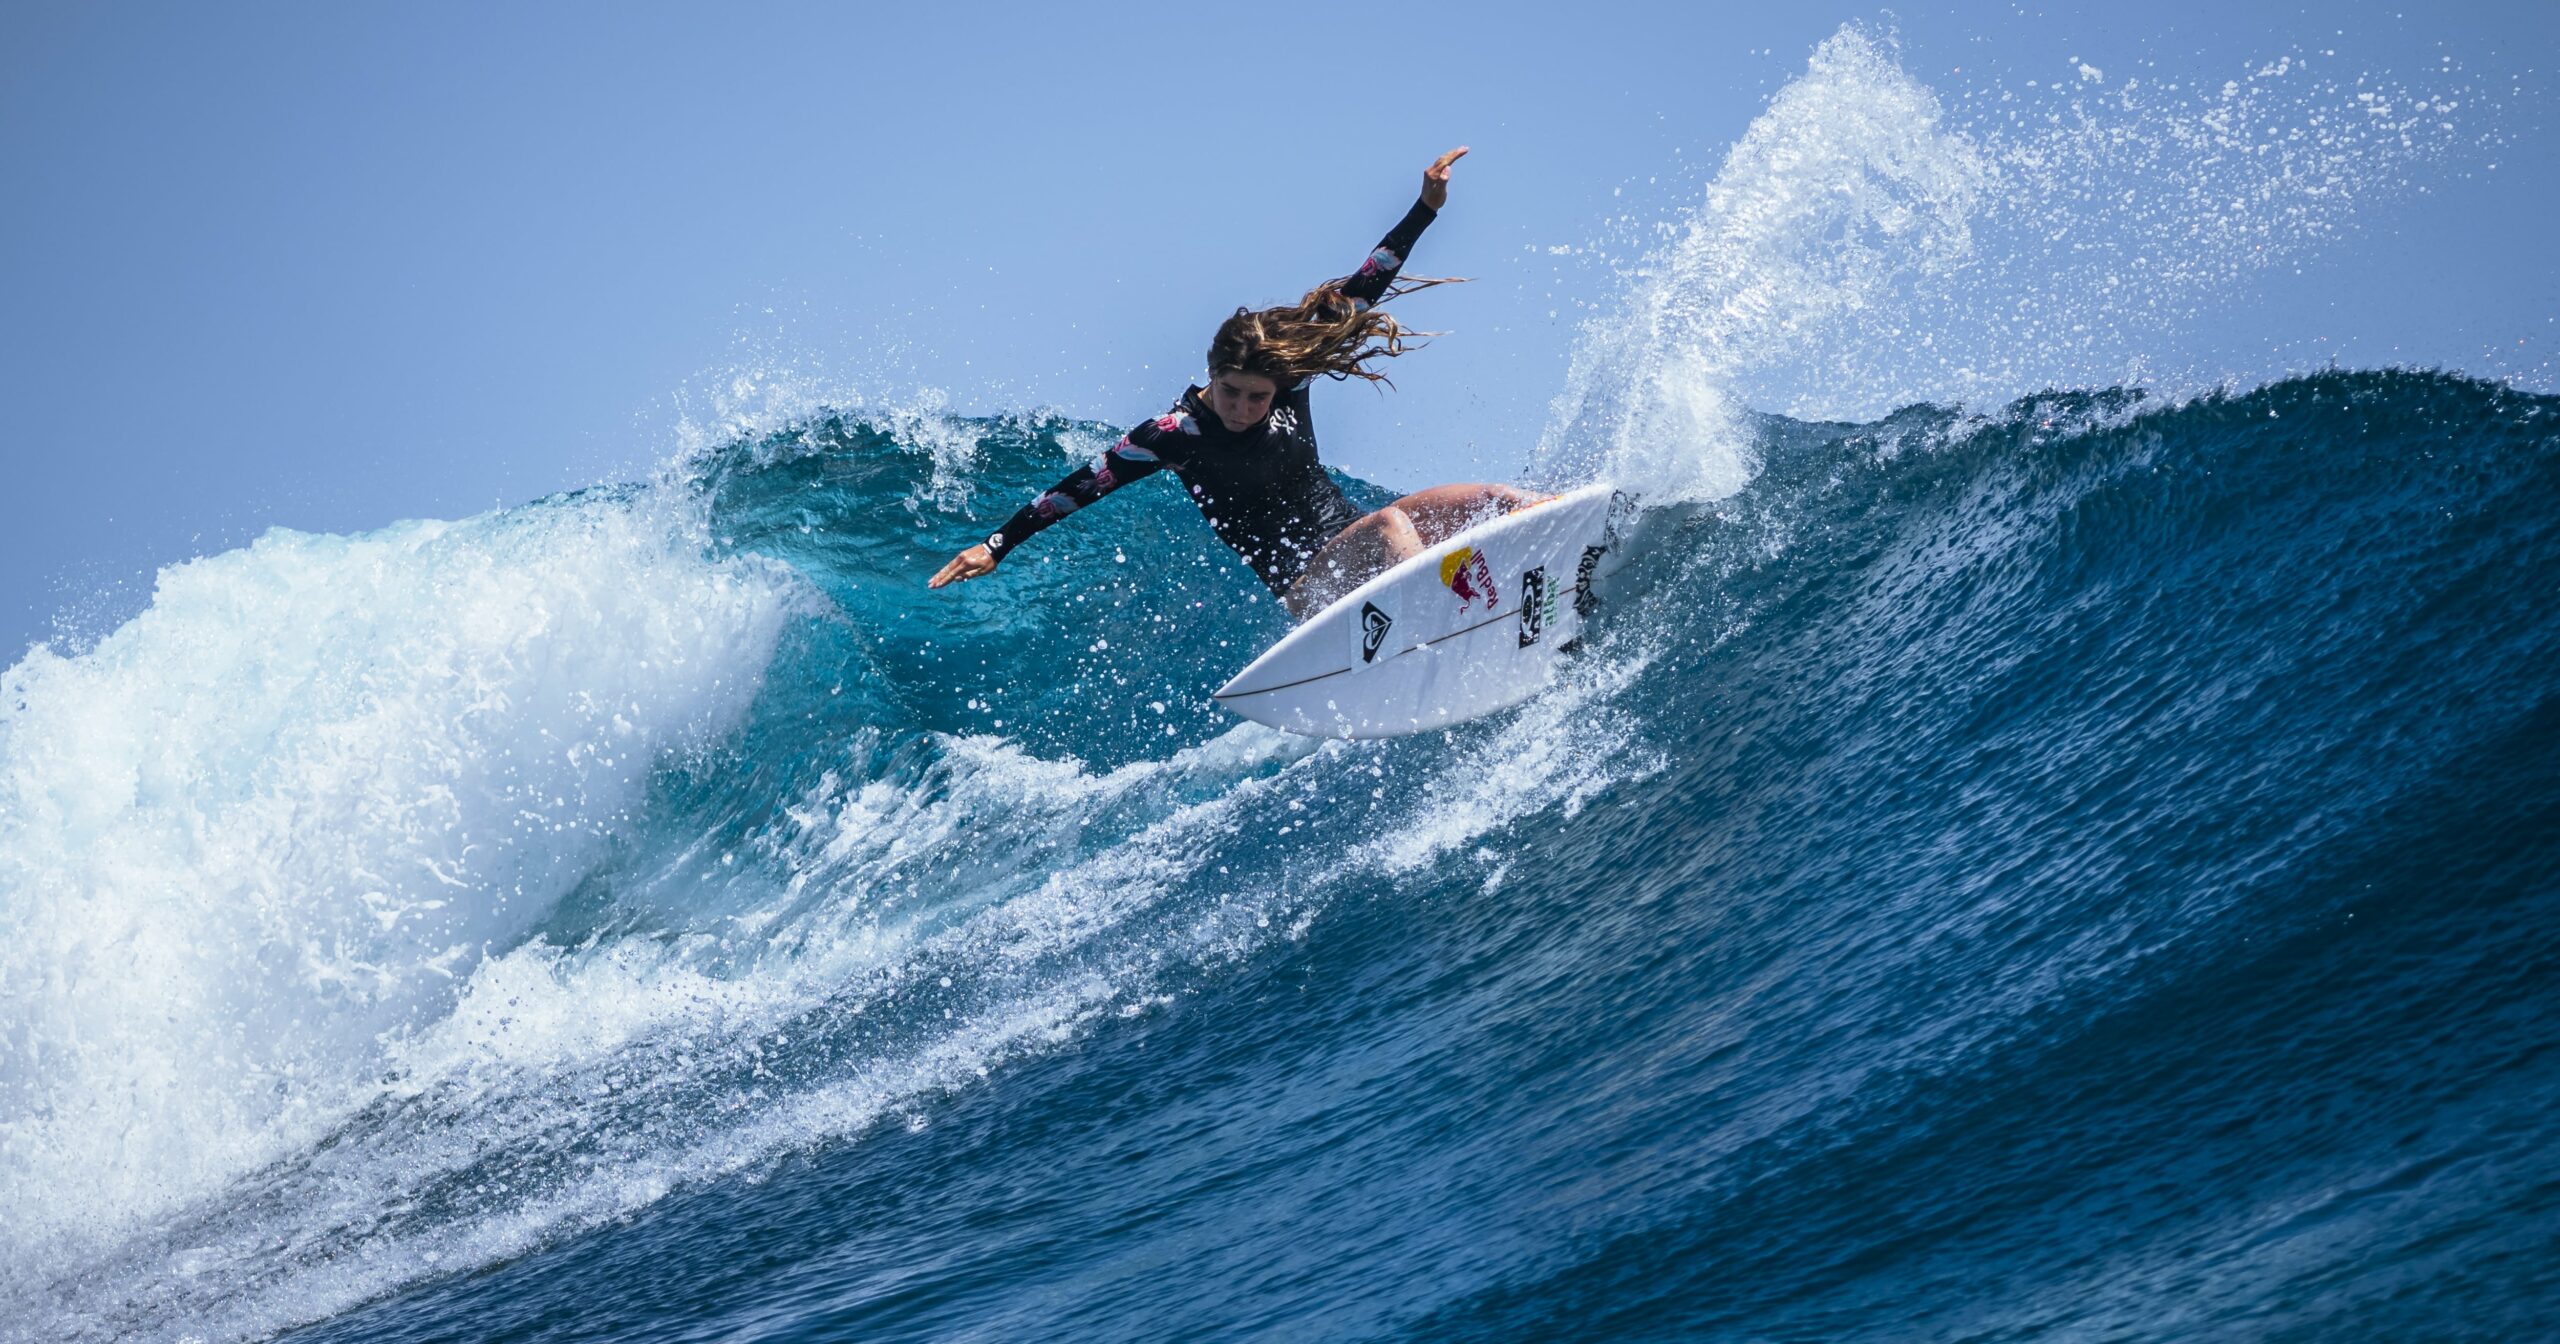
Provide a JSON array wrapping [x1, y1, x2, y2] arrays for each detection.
[[4, 368, 2554, 1341]]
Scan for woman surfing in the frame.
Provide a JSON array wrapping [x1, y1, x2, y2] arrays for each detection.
[[927, 146, 1543, 620]]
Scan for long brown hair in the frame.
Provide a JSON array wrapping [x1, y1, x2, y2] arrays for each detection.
[[1207, 274, 1464, 389]]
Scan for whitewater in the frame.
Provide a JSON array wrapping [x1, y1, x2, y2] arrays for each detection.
[[5, 27, 2554, 1342]]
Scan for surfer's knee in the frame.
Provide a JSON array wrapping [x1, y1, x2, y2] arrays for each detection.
[[1334, 505, 1418, 558], [1377, 505, 1421, 546]]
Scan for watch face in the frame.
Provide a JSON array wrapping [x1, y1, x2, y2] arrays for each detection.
[[988, 533, 1005, 550]]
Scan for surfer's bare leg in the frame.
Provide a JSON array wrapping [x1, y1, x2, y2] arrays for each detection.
[[1387, 483, 1547, 547], [1283, 484, 1549, 620], [1286, 507, 1424, 619]]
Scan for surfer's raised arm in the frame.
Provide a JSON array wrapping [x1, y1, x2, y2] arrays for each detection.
[[1330, 145, 1466, 311]]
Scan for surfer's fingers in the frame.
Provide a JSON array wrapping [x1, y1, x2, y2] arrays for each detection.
[[930, 545, 997, 589], [1422, 147, 1467, 207]]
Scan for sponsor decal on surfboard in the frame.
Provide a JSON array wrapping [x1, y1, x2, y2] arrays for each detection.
[[1519, 566, 1550, 646], [1440, 546, 1499, 612], [1359, 602, 1393, 663], [1575, 545, 1606, 617]]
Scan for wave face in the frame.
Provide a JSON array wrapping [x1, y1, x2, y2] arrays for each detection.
[[3, 369, 2555, 1342]]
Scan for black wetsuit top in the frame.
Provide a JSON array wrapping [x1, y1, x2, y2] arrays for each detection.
[[981, 198, 1438, 595]]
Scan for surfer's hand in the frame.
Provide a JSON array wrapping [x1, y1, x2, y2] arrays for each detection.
[[1421, 146, 1467, 210], [929, 545, 996, 589]]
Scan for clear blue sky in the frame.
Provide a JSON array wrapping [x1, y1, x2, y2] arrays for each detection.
[[5, 1, 2552, 658]]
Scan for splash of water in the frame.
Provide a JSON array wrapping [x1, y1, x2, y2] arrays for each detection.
[[1539, 27, 1991, 502], [0, 489, 809, 1269], [1538, 25, 2495, 500]]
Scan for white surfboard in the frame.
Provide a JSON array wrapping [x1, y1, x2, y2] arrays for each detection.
[[1214, 483, 1631, 739]]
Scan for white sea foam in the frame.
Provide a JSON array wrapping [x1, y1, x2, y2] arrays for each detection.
[[2, 662, 1328, 1341], [0, 487, 809, 1283]]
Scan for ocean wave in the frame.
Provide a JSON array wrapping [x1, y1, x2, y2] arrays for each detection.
[[6, 367, 2552, 1341]]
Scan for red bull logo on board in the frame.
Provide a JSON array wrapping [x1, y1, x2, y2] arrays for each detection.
[[1440, 546, 1499, 613]]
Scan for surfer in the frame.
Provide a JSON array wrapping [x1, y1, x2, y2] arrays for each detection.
[[927, 146, 1542, 619]]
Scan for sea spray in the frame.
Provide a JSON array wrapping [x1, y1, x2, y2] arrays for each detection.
[[0, 487, 808, 1272], [1538, 25, 2497, 500], [1538, 26, 1992, 502]]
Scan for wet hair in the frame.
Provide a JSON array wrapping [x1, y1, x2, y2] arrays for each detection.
[[1207, 274, 1463, 389]]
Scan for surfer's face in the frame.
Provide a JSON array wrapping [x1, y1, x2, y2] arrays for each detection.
[[1207, 371, 1279, 432]]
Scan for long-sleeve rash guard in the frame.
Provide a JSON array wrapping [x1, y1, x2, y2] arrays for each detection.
[[980, 198, 1438, 595]]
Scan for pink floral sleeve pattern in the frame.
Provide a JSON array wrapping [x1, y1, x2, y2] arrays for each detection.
[[982, 412, 1194, 559]]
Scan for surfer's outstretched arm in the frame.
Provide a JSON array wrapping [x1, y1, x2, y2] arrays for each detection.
[[928, 415, 1187, 588], [1330, 146, 1466, 311]]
